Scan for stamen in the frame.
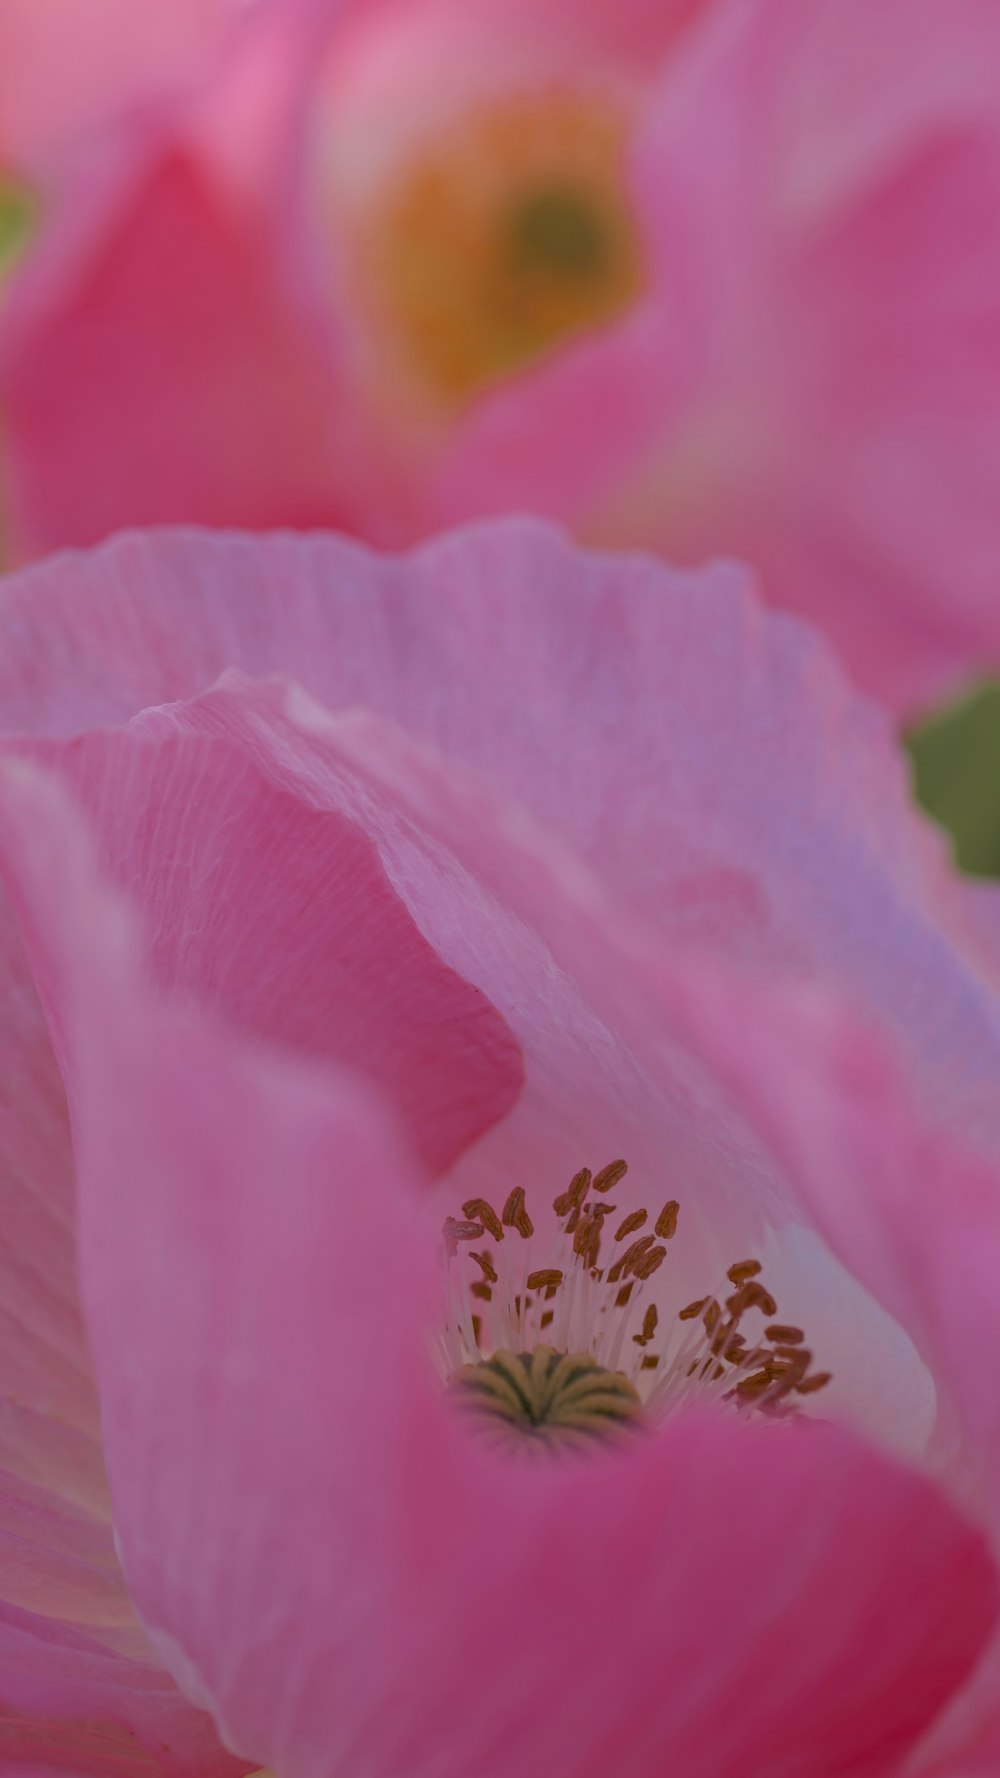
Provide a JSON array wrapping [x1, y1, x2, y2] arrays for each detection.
[[463, 1198, 504, 1241], [592, 1158, 629, 1193], [442, 1161, 831, 1447], [655, 1200, 680, 1240], [615, 1209, 647, 1241]]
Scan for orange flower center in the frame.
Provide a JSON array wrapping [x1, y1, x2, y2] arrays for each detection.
[[357, 91, 644, 407]]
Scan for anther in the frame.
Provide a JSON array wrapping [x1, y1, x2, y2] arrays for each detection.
[[618, 1234, 655, 1276], [655, 1201, 680, 1240], [443, 1216, 485, 1256], [553, 1168, 592, 1217], [726, 1281, 778, 1319], [463, 1198, 504, 1241], [592, 1159, 629, 1194], [471, 1252, 498, 1283], [632, 1244, 667, 1281], [614, 1209, 647, 1241], [727, 1260, 762, 1286], [766, 1325, 804, 1345], [679, 1297, 708, 1321], [527, 1269, 564, 1290], [502, 1187, 535, 1239]]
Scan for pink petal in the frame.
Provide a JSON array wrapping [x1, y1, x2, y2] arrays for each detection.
[[10, 718, 522, 1179], [2, 151, 348, 558], [0, 849, 242, 1760], [1, 523, 996, 1139], [607, 0, 1000, 712], [0, 3, 399, 560], [0, 0, 242, 178], [0, 759, 992, 1778]]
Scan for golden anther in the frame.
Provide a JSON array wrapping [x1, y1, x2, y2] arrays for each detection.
[[796, 1372, 832, 1395], [502, 1187, 527, 1227], [618, 1233, 655, 1276], [553, 1168, 592, 1217], [678, 1297, 708, 1321], [471, 1251, 499, 1283], [726, 1281, 778, 1320], [727, 1260, 762, 1286], [632, 1244, 667, 1281], [592, 1159, 628, 1193], [614, 1208, 647, 1241], [765, 1325, 803, 1345], [470, 1281, 493, 1301], [527, 1268, 564, 1290], [615, 1281, 635, 1307], [463, 1198, 504, 1241], [654, 1200, 680, 1240], [633, 1304, 659, 1346]]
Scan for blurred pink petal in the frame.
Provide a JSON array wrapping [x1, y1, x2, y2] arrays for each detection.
[[0, 0, 245, 179], [3, 0, 1000, 705]]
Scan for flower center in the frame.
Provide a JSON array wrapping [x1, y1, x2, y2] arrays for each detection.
[[441, 1160, 830, 1452], [357, 90, 643, 406], [455, 1346, 642, 1453]]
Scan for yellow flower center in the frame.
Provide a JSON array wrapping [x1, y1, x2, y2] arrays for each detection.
[[357, 91, 644, 406]]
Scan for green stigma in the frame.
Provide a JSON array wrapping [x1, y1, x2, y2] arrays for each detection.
[[454, 1345, 643, 1452]]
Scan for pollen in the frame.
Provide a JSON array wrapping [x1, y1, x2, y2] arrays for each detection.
[[357, 90, 644, 406], [440, 1160, 831, 1454]]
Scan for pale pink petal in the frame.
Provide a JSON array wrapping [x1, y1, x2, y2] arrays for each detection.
[[0, 760, 991, 1778], [1, 523, 997, 1141]]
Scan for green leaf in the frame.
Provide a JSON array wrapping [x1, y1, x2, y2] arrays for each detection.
[[908, 681, 1000, 878], [0, 176, 37, 278]]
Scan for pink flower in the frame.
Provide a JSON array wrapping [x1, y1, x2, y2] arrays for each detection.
[[0, 0, 248, 181], [0, 517, 1000, 1774], [3, 0, 1000, 712]]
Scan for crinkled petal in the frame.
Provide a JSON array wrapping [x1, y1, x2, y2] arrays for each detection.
[[1, 523, 997, 1140]]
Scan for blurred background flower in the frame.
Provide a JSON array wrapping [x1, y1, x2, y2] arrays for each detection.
[[1, 0, 999, 729]]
